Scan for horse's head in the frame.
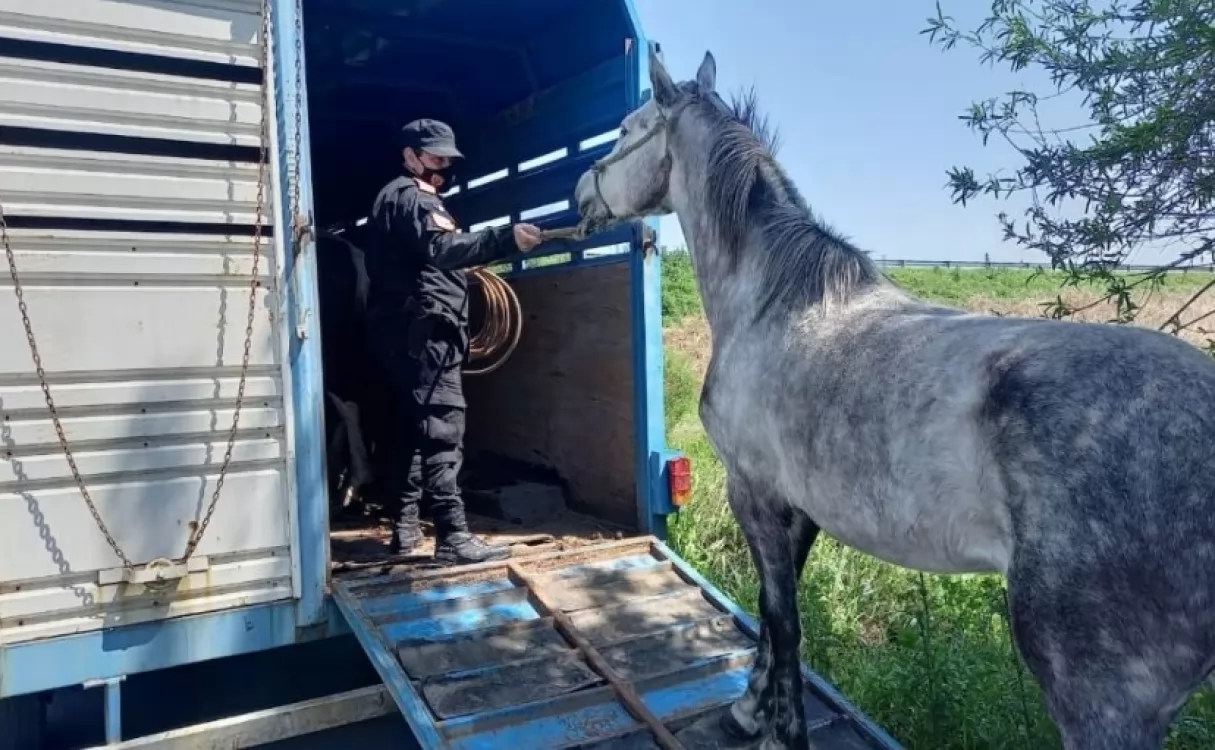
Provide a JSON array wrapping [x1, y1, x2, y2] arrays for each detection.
[[574, 47, 717, 234]]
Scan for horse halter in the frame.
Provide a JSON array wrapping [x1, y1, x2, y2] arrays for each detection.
[[588, 99, 689, 220]]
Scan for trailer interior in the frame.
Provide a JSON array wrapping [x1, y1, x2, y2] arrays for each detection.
[[302, 0, 650, 572]]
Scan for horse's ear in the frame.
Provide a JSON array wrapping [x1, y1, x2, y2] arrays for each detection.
[[696, 51, 716, 94], [649, 45, 677, 106]]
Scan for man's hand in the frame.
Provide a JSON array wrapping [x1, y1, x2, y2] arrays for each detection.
[[512, 223, 543, 252]]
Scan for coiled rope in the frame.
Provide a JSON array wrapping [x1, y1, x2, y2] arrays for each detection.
[[464, 225, 584, 376], [466, 266, 522, 376]]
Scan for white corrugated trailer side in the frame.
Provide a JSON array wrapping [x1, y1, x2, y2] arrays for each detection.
[[0, 0, 300, 647]]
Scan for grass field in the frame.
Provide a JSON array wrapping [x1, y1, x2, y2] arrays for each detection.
[[659, 252, 1215, 749]]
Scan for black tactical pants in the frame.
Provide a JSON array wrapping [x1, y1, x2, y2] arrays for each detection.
[[367, 312, 470, 539], [383, 405, 467, 535]]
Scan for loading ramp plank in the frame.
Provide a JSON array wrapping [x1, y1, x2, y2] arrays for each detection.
[[331, 536, 904, 749]]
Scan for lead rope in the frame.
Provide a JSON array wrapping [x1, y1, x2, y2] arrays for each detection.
[[462, 225, 592, 376], [0, 0, 276, 577]]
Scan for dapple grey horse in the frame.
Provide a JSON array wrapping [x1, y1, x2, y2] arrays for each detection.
[[574, 48, 1215, 750]]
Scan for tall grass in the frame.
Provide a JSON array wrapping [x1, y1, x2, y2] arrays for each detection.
[[659, 250, 1215, 749]]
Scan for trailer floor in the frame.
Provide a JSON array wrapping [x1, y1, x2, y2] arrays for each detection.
[[329, 452, 634, 575], [330, 508, 626, 576]]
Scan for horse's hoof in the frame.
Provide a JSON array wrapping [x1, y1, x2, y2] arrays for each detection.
[[720, 703, 762, 740]]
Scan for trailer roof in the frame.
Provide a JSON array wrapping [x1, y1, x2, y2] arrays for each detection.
[[302, 0, 642, 225]]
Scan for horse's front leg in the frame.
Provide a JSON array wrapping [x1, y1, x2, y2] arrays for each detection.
[[721, 478, 812, 750], [724, 509, 820, 740], [724, 590, 773, 738], [789, 511, 821, 585]]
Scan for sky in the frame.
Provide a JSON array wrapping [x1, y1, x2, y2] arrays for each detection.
[[630, 0, 1059, 264]]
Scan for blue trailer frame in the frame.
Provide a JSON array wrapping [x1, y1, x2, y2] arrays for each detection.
[[329, 537, 904, 749], [0, 0, 675, 705]]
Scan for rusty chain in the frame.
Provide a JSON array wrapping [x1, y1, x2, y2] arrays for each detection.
[[0, 199, 138, 569], [179, 0, 277, 564], [0, 0, 287, 574], [291, 0, 307, 249]]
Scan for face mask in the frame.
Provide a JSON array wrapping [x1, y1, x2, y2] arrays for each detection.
[[417, 166, 451, 189], [409, 151, 453, 189]]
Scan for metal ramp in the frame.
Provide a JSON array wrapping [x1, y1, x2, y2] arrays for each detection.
[[331, 536, 903, 749]]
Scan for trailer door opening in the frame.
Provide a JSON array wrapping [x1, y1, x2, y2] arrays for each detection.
[[300, 0, 649, 571]]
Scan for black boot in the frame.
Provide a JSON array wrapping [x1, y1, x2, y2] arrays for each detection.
[[390, 523, 424, 555], [389, 498, 424, 554], [432, 501, 509, 565], [434, 531, 511, 565]]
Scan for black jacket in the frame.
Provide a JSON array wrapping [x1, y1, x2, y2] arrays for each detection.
[[364, 174, 516, 328], [362, 175, 518, 408]]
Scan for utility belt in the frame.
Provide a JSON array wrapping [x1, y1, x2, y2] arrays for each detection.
[[399, 296, 468, 357], [363, 294, 469, 409], [402, 294, 459, 319], [368, 294, 459, 328]]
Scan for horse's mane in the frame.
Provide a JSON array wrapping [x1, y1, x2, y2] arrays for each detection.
[[687, 82, 881, 316]]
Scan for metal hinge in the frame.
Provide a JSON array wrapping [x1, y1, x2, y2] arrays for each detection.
[[293, 212, 313, 252], [640, 222, 658, 257]]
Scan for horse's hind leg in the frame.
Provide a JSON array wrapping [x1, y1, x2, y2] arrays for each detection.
[[1008, 568, 1204, 750], [721, 479, 814, 750]]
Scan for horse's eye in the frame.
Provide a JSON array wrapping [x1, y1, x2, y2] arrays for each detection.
[[620, 125, 628, 138]]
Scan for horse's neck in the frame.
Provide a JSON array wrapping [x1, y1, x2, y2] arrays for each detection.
[[667, 125, 900, 344], [671, 180, 777, 346], [682, 231, 760, 339]]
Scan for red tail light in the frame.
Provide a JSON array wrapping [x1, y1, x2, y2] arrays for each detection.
[[668, 456, 692, 507]]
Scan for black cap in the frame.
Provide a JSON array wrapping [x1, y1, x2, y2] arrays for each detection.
[[400, 119, 463, 159]]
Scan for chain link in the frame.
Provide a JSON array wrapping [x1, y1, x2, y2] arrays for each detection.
[[0, 0, 277, 571], [292, 0, 305, 239], [180, 0, 275, 562], [0, 199, 135, 568]]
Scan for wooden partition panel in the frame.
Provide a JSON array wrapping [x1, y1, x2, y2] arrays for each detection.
[[464, 262, 637, 528]]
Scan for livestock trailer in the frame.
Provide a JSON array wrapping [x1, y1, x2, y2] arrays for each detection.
[[0, 0, 904, 747]]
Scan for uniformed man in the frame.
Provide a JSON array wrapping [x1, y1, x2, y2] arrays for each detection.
[[363, 118, 544, 564]]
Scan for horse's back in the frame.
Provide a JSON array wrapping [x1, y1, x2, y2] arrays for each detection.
[[954, 313, 1215, 662], [971, 312, 1215, 522], [885, 308, 1215, 531], [795, 304, 1215, 575]]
